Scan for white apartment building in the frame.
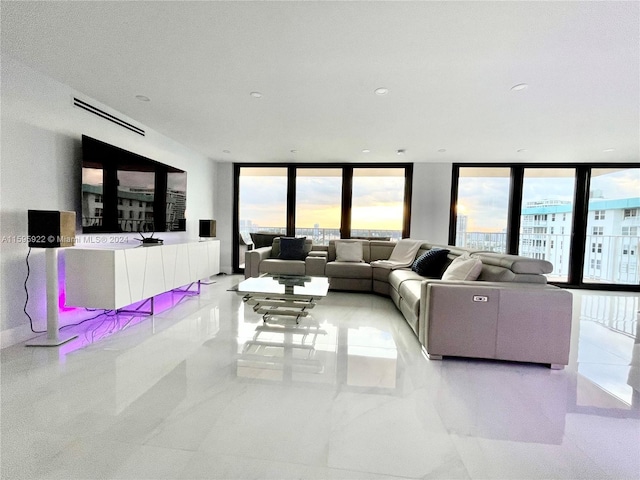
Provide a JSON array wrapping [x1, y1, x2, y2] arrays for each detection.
[[520, 197, 640, 284], [82, 185, 186, 232]]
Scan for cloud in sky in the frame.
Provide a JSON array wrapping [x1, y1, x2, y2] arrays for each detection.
[[459, 168, 639, 232], [239, 168, 639, 232], [240, 174, 407, 229], [590, 169, 640, 199]]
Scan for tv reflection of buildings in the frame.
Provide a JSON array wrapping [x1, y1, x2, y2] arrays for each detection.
[[82, 184, 186, 232]]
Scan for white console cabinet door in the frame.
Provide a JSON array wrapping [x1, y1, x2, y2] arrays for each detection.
[[65, 241, 220, 310]]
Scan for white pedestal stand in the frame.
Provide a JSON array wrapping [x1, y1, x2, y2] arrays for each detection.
[[26, 248, 78, 347]]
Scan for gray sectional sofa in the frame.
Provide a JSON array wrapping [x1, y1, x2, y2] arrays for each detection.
[[245, 238, 573, 369]]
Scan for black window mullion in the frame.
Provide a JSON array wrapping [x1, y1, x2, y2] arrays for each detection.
[[568, 166, 590, 286], [341, 167, 353, 238], [232, 164, 241, 272], [448, 165, 460, 245], [507, 167, 524, 254], [287, 166, 296, 237], [403, 164, 413, 238]]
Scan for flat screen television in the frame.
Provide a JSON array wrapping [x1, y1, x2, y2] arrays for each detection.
[[81, 135, 187, 233]]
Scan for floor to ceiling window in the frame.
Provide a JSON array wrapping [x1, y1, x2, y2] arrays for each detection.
[[234, 164, 412, 272], [454, 167, 510, 253], [519, 168, 576, 282], [451, 164, 639, 290], [583, 168, 640, 285], [237, 167, 287, 268], [351, 168, 406, 241], [295, 168, 342, 244]]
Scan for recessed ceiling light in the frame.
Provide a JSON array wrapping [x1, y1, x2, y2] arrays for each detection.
[[396, 149, 405, 155], [517, 149, 528, 153], [437, 148, 447, 153], [510, 83, 528, 91], [223, 150, 231, 154], [290, 149, 298, 154], [250, 91, 263, 98], [603, 148, 615, 152], [374, 87, 389, 96], [135, 95, 150, 102], [362, 149, 370, 153]]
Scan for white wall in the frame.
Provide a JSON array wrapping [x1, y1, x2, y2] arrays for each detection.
[[215, 162, 235, 274], [410, 163, 452, 244], [0, 57, 218, 348]]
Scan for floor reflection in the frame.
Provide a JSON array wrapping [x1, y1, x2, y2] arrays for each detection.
[[576, 293, 639, 411], [236, 306, 401, 392], [237, 320, 333, 383]]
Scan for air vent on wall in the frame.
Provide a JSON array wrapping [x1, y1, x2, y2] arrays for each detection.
[[73, 97, 145, 136]]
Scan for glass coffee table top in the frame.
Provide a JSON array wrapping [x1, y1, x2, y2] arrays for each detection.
[[232, 275, 329, 298]]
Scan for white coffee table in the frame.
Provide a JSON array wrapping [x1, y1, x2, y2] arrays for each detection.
[[232, 275, 329, 323]]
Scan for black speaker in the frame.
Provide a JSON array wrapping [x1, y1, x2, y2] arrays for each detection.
[[199, 219, 216, 237], [28, 210, 76, 248]]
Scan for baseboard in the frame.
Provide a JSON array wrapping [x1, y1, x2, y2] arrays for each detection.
[[0, 323, 41, 349]]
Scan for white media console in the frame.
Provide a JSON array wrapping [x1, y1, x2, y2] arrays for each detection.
[[65, 241, 220, 310]]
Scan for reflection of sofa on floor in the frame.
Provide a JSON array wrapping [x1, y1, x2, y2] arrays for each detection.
[[245, 238, 572, 369]]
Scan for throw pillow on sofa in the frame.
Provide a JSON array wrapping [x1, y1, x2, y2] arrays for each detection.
[[335, 241, 364, 262], [441, 254, 483, 281], [412, 248, 450, 277], [278, 237, 307, 260]]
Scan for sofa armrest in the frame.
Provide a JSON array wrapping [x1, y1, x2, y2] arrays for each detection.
[[305, 254, 327, 276], [245, 246, 273, 278], [418, 280, 572, 366]]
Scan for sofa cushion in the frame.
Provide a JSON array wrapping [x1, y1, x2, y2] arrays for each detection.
[[411, 248, 450, 277], [370, 241, 396, 262], [389, 269, 425, 292], [272, 237, 313, 258], [335, 240, 364, 262], [472, 252, 553, 275], [398, 279, 422, 318], [260, 259, 306, 276], [325, 261, 371, 279], [278, 237, 307, 260], [442, 254, 483, 281]]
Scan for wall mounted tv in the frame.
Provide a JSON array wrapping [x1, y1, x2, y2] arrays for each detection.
[[81, 135, 187, 233]]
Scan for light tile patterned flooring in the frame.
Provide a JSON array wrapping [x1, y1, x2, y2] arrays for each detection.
[[1, 275, 638, 479]]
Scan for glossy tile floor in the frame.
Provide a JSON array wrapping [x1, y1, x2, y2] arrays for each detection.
[[1, 275, 639, 479]]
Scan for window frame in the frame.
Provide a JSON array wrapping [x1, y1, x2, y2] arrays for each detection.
[[450, 163, 639, 292], [233, 163, 413, 272]]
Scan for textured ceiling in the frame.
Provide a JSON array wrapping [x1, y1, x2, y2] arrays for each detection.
[[2, 1, 638, 164]]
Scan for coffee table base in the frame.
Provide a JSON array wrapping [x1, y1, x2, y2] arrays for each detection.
[[243, 295, 319, 323], [233, 275, 329, 324]]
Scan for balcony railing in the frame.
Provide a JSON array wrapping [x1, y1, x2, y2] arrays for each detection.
[[457, 232, 639, 285], [240, 227, 402, 246]]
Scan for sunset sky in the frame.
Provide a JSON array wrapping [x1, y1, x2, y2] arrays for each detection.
[[457, 168, 639, 232], [239, 170, 405, 230], [240, 168, 639, 233]]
